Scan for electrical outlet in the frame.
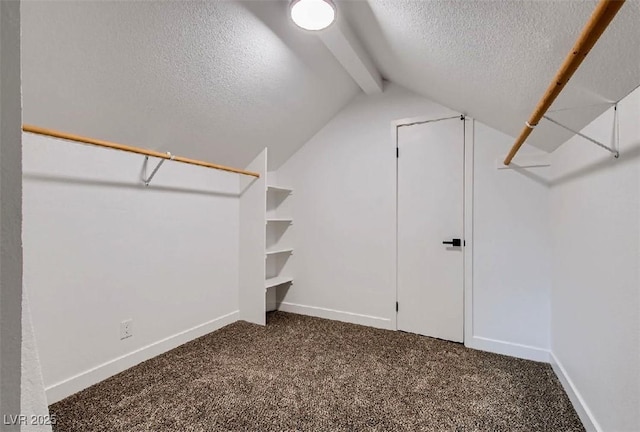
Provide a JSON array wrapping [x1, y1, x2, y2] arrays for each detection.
[[120, 319, 133, 340]]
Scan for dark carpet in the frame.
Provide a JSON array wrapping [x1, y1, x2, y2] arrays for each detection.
[[50, 312, 584, 431]]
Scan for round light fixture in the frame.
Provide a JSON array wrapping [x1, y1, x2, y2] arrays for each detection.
[[290, 0, 336, 31]]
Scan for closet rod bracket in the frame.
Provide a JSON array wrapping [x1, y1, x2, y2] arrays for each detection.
[[143, 152, 175, 186], [542, 115, 619, 159]]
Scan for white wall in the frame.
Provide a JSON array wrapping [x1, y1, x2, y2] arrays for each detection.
[[276, 83, 551, 358], [469, 122, 551, 357], [1, 1, 25, 428], [239, 149, 266, 325], [22, 133, 241, 403], [549, 87, 640, 432], [276, 83, 456, 329]]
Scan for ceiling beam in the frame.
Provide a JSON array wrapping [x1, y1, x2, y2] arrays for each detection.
[[318, 19, 383, 95]]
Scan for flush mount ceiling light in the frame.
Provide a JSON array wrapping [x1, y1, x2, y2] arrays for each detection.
[[290, 0, 336, 31]]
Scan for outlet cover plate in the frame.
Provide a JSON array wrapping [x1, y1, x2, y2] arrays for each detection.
[[120, 319, 133, 340]]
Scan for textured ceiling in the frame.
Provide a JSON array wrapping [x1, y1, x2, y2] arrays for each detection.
[[21, 1, 359, 170], [22, 1, 640, 171], [341, 0, 640, 152]]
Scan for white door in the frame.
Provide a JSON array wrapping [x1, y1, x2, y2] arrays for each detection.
[[397, 117, 464, 342]]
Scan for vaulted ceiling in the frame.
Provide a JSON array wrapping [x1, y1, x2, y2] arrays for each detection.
[[342, 0, 640, 152], [21, 1, 359, 170], [21, 1, 640, 170]]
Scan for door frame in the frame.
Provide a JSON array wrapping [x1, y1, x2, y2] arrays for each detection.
[[391, 114, 474, 344]]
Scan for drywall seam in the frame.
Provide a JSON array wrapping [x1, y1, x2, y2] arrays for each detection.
[[467, 336, 550, 363], [278, 302, 393, 330], [45, 311, 239, 404], [550, 351, 599, 432]]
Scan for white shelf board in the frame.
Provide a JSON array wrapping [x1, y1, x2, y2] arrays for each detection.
[[267, 185, 293, 193], [266, 218, 293, 223], [265, 275, 294, 289], [265, 247, 294, 256]]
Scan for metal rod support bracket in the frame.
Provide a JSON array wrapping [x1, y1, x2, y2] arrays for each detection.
[[543, 115, 619, 159], [143, 152, 175, 186]]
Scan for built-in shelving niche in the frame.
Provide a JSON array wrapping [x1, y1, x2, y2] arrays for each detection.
[[265, 185, 293, 312]]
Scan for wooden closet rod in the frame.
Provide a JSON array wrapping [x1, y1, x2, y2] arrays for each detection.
[[22, 124, 260, 178], [503, 0, 625, 166]]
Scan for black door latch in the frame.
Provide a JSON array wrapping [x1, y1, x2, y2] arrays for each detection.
[[442, 238, 462, 247]]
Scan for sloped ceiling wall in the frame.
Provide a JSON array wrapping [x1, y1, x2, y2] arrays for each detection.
[[342, 0, 640, 152], [21, 1, 359, 170], [22, 1, 640, 169]]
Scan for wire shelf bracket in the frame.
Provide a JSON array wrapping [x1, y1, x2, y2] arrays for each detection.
[[543, 112, 619, 159], [142, 152, 175, 186]]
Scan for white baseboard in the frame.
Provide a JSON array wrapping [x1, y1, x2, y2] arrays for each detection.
[[45, 310, 239, 404], [278, 302, 393, 330], [549, 352, 599, 432], [465, 336, 550, 363]]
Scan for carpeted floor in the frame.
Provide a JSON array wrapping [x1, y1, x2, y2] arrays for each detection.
[[50, 312, 584, 431]]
